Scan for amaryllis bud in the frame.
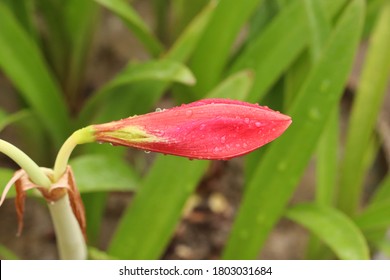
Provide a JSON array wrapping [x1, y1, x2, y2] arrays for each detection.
[[93, 98, 291, 160]]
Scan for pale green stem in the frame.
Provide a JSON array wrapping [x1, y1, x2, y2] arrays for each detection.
[[53, 126, 95, 181], [0, 139, 51, 188], [47, 193, 87, 259]]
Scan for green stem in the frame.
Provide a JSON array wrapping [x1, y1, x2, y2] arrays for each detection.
[[53, 126, 95, 181], [0, 139, 51, 188], [47, 193, 87, 259]]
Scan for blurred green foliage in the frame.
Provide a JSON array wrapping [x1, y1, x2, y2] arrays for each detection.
[[1, 0, 390, 260]]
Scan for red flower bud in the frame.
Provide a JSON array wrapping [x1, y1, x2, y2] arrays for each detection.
[[93, 98, 291, 160]]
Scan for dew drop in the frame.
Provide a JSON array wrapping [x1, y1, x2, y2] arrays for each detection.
[[236, 143, 241, 148], [220, 136, 226, 144], [244, 118, 250, 124], [186, 110, 193, 117], [97, 141, 104, 145], [155, 107, 162, 112], [243, 143, 248, 148], [154, 130, 165, 137], [213, 147, 220, 154], [255, 122, 262, 127], [144, 150, 151, 154]]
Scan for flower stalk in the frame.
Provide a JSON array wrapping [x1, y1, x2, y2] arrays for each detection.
[[0, 139, 51, 188], [48, 193, 87, 260], [53, 126, 95, 181]]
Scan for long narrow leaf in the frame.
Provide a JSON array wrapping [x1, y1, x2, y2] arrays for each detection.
[[94, 0, 163, 57], [0, 3, 70, 146], [285, 203, 369, 260], [190, 0, 262, 97], [338, 1, 390, 215], [223, 0, 364, 259], [207, 70, 254, 100], [108, 157, 208, 259], [355, 200, 390, 231], [69, 154, 139, 193], [79, 59, 195, 123]]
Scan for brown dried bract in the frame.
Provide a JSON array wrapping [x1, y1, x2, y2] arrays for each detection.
[[0, 166, 86, 239]]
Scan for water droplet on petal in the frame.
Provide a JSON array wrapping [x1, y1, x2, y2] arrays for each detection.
[[244, 118, 250, 124], [186, 110, 193, 117], [154, 130, 165, 137], [144, 150, 151, 154], [255, 122, 262, 127], [155, 108, 162, 112], [243, 143, 248, 148], [236, 143, 241, 148], [213, 147, 220, 154], [220, 136, 226, 144]]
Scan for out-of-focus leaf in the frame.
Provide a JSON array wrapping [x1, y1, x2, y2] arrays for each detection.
[[230, 0, 307, 103], [63, 0, 99, 104], [338, 1, 390, 215], [79, 59, 195, 122], [0, 110, 31, 132], [0, 244, 19, 260], [190, 0, 261, 97], [355, 200, 390, 231], [87, 1, 217, 125], [69, 154, 139, 193], [170, 0, 209, 39], [285, 203, 369, 260], [108, 157, 208, 259], [370, 173, 390, 204], [0, 168, 15, 199], [94, 0, 163, 56], [88, 246, 117, 260], [166, 0, 218, 62], [223, 0, 364, 259], [208, 70, 254, 100], [0, 3, 70, 146], [2, 0, 36, 38]]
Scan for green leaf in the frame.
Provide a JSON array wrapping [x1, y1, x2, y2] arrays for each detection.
[[370, 173, 390, 204], [79, 59, 195, 122], [2, 0, 36, 39], [88, 246, 117, 260], [108, 157, 208, 259], [230, 0, 347, 103], [69, 154, 139, 193], [166, 0, 218, 62], [230, 0, 307, 102], [355, 199, 390, 231], [285, 203, 370, 260], [208, 70, 254, 100], [338, 1, 390, 215], [0, 3, 70, 146], [223, 0, 364, 259], [0, 244, 19, 260], [94, 0, 163, 57], [190, 0, 262, 96], [63, 0, 99, 104], [0, 168, 15, 199], [87, 1, 217, 124], [0, 109, 31, 132]]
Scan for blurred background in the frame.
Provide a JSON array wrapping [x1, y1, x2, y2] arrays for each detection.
[[0, 0, 390, 260]]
